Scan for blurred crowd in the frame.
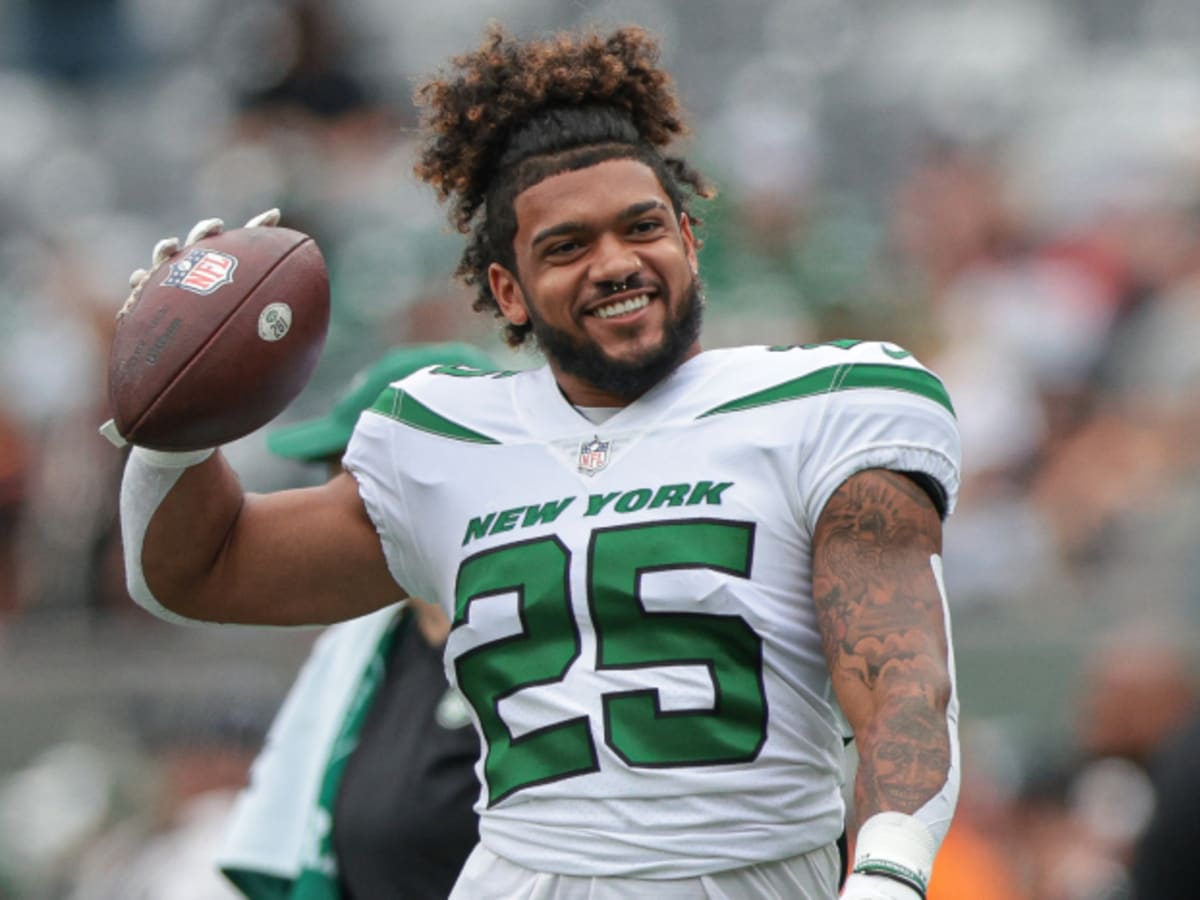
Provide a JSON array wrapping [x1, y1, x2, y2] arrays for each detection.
[[1, 0, 1199, 897]]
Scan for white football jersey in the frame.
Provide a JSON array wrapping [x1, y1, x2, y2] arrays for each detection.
[[343, 342, 961, 879]]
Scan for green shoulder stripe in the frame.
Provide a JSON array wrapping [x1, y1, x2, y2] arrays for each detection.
[[699, 363, 955, 418], [368, 387, 501, 444]]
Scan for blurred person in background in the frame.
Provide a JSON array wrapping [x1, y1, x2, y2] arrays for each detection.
[[1000, 627, 1199, 900], [1074, 628, 1198, 773], [1065, 628, 1197, 896], [219, 343, 490, 900], [112, 23, 962, 900], [235, 0, 373, 123], [10, 239, 131, 617], [0, 405, 27, 618], [63, 692, 273, 900]]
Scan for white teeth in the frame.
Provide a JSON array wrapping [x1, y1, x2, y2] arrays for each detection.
[[593, 293, 651, 319]]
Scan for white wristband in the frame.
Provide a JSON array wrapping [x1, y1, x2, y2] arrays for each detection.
[[851, 812, 937, 898], [119, 445, 217, 627]]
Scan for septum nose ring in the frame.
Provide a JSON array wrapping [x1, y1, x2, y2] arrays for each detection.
[[610, 259, 641, 294]]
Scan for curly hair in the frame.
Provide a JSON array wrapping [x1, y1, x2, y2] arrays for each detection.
[[413, 24, 714, 346]]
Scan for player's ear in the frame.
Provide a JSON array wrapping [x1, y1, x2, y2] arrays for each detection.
[[489, 263, 529, 327], [679, 213, 699, 275]]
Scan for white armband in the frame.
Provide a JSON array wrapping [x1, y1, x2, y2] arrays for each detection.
[[119, 446, 216, 627], [846, 555, 961, 899]]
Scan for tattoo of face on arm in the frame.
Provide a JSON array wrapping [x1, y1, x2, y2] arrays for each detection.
[[812, 469, 952, 819]]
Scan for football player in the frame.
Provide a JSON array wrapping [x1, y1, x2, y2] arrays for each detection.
[[115, 25, 960, 900]]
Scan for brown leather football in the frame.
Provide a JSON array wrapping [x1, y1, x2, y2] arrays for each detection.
[[108, 225, 330, 451]]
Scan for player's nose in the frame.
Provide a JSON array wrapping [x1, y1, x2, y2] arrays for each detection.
[[588, 234, 642, 289]]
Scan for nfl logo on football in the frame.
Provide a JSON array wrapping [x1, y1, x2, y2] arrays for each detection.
[[577, 436, 611, 475], [162, 248, 238, 296]]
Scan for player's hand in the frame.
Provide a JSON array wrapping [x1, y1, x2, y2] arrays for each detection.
[[841, 872, 923, 899], [120, 209, 281, 318], [101, 208, 286, 448]]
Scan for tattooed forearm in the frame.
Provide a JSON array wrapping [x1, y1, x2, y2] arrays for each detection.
[[812, 469, 952, 818], [852, 677, 952, 817]]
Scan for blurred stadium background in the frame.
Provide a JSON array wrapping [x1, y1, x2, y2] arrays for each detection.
[[0, 0, 1198, 896]]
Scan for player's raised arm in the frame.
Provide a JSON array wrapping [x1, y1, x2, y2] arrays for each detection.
[[125, 451, 398, 626], [812, 468, 958, 900], [107, 212, 401, 626]]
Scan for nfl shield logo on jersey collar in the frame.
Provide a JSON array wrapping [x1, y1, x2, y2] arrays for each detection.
[[578, 435, 611, 475]]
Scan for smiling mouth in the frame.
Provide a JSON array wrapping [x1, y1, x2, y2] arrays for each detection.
[[591, 292, 653, 319]]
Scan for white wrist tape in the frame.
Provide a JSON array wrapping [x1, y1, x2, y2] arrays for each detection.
[[851, 812, 937, 897], [120, 446, 215, 626]]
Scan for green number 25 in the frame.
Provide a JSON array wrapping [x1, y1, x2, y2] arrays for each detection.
[[453, 519, 767, 805]]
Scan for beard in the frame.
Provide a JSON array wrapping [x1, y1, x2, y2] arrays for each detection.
[[526, 276, 705, 402]]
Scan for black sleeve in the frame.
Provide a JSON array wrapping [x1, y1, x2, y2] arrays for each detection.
[[900, 470, 948, 519]]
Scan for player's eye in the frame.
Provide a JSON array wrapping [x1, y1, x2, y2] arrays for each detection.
[[546, 239, 581, 257], [630, 219, 663, 236]]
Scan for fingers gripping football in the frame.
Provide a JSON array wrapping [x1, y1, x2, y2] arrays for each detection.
[[121, 210, 280, 317], [242, 208, 281, 229]]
